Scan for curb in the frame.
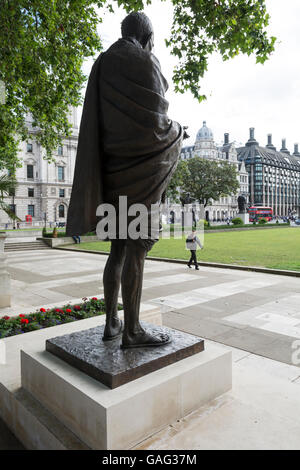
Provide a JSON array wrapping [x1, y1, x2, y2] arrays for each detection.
[[204, 225, 292, 233], [56, 246, 300, 278]]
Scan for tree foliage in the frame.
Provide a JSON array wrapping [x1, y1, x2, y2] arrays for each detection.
[[166, 159, 188, 202], [0, 174, 21, 221], [0, 0, 276, 172], [180, 157, 240, 207], [167, 0, 276, 99], [0, 0, 104, 173]]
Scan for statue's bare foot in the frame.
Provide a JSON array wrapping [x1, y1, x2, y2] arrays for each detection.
[[121, 329, 171, 349], [102, 317, 123, 341]]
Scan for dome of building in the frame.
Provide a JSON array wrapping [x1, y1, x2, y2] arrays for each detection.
[[196, 121, 214, 142]]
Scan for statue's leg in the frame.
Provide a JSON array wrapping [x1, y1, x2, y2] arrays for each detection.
[[103, 239, 126, 340], [121, 239, 171, 348]]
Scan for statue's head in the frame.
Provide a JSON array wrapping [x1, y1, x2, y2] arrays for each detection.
[[121, 12, 154, 51]]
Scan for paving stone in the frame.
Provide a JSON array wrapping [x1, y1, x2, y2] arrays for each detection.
[[54, 282, 103, 297]]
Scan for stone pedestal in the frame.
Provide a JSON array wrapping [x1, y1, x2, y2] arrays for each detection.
[[20, 325, 232, 449], [0, 232, 11, 307], [237, 213, 249, 225], [46, 323, 205, 388]]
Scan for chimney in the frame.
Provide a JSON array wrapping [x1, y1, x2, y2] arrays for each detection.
[[280, 138, 290, 155], [246, 127, 258, 147], [266, 133, 276, 151], [293, 143, 300, 156], [224, 133, 229, 145]]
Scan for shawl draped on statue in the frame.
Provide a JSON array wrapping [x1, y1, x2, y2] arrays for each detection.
[[66, 37, 183, 237]]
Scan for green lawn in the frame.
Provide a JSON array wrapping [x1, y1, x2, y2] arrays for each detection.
[[68, 227, 300, 272]]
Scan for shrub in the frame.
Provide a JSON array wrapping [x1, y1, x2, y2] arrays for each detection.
[[258, 218, 267, 225], [231, 217, 244, 226], [42, 227, 47, 237], [52, 227, 58, 238]]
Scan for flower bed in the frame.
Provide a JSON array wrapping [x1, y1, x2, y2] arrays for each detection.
[[0, 297, 120, 339]]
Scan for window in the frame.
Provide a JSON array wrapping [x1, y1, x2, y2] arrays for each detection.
[[58, 166, 64, 181], [58, 145, 63, 156], [27, 143, 33, 153], [59, 188, 65, 197], [9, 204, 16, 214], [58, 204, 65, 218], [28, 205, 35, 217], [28, 188, 34, 197], [27, 165, 34, 179]]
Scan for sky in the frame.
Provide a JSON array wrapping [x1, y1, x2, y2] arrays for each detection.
[[80, 0, 300, 151]]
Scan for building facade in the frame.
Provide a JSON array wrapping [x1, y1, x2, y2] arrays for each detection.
[[0, 108, 78, 225], [181, 121, 249, 221], [237, 128, 300, 217]]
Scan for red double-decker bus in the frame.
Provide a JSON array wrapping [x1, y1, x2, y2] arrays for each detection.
[[248, 206, 273, 222]]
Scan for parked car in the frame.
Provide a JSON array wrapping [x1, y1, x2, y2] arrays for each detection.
[[294, 219, 300, 225]]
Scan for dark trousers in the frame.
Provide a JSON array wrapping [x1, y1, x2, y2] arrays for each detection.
[[188, 250, 198, 267]]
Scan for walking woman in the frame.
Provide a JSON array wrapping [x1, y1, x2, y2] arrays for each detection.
[[186, 229, 203, 270]]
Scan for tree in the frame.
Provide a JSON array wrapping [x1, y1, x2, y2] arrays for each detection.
[[166, 159, 188, 203], [0, 175, 21, 222], [167, 0, 276, 100], [181, 157, 240, 207], [0, 0, 276, 172], [0, 0, 104, 173]]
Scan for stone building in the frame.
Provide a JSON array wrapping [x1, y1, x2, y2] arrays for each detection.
[[181, 121, 249, 222], [0, 108, 78, 226], [237, 128, 300, 217]]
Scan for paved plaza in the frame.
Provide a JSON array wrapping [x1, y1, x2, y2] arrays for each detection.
[[3, 248, 300, 366], [1, 248, 300, 449]]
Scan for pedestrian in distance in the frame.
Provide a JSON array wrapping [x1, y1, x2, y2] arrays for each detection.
[[186, 229, 203, 270]]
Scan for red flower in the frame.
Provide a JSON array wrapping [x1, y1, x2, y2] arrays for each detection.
[[3, 316, 10, 320], [74, 305, 81, 311], [19, 314, 25, 318], [66, 309, 72, 313], [40, 308, 46, 312], [91, 297, 98, 301], [21, 319, 29, 324]]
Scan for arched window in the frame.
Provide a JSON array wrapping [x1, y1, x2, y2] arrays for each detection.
[[58, 204, 65, 218]]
